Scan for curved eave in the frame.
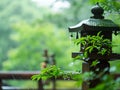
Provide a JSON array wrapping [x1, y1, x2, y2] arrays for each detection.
[[68, 19, 120, 32], [68, 26, 83, 32]]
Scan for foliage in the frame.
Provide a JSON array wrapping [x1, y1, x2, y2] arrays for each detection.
[[74, 32, 112, 58], [90, 74, 120, 90], [111, 34, 120, 72], [32, 65, 63, 80], [31, 65, 82, 84], [73, 32, 120, 90], [31, 65, 120, 90], [0, 0, 53, 70], [3, 21, 73, 70], [49, 0, 92, 28]]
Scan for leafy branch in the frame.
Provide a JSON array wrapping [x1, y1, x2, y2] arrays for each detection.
[[31, 65, 63, 80], [74, 32, 112, 58], [31, 65, 81, 81]]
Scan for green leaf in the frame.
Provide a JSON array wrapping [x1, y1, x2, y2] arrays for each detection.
[[91, 60, 99, 67]]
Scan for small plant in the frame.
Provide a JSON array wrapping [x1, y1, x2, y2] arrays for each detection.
[[31, 65, 63, 80], [74, 32, 112, 58], [31, 65, 81, 81]]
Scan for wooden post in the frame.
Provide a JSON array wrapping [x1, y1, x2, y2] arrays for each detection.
[[50, 54, 56, 90], [0, 79, 2, 90], [41, 50, 49, 69], [53, 78, 56, 90], [82, 62, 90, 90], [38, 79, 44, 90], [43, 50, 49, 64]]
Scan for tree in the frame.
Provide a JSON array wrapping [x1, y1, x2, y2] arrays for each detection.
[[0, 0, 52, 70], [3, 21, 74, 70], [48, 0, 92, 28]]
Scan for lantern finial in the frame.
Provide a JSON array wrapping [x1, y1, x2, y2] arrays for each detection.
[[91, 3, 104, 19]]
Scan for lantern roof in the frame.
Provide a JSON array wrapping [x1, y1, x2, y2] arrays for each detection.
[[69, 18, 120, 32], [69, 3, 120, 32]]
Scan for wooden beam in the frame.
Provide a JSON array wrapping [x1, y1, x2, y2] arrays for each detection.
[[72, 52, 120, 61], [0, 71, 40, 80]]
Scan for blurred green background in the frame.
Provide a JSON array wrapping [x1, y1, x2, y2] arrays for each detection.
[[0, 0, 120, 89]]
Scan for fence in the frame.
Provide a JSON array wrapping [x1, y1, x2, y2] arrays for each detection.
[[0, 71, 43, 90], [0, 71, 120, 90], [0, 71, 82, 90]]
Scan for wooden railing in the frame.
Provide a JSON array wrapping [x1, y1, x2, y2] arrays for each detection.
[[0, 71, 120, 90], [0, 71, 80, 90], [0, 71, 43, 90]]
